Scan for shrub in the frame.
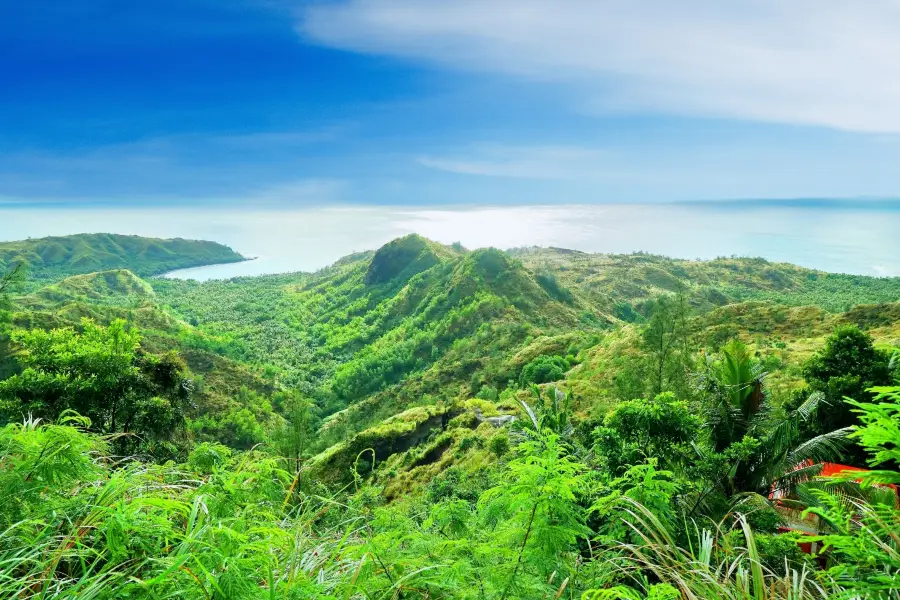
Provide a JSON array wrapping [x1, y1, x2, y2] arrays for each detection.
[[520, 354, 568, 386], [535, 271, 574, 304], [476, 385, 499, 401], [187, 442, 233, 475], [614, 300, 640, 322], [755, 532, 814, 572], [488, 432, 510, 457]]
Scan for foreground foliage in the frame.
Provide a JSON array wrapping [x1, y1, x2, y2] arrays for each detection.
[[0, 319, 193, 457], [2, 385, 898, 598]]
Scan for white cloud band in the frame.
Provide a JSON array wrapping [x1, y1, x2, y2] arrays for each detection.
[[301, 0, 900, 132]]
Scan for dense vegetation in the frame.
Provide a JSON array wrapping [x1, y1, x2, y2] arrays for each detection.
[[1, 233, 899, 599]]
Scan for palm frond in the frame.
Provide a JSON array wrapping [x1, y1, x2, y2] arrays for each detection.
[[786, 427, 851, 466], [796, 391, 827, 420], [519, 397, 540, 431]]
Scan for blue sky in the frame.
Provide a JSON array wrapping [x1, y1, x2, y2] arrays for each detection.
[[4, 0, 900, 206]]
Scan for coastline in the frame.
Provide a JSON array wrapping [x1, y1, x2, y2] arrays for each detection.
[[158, 255, 258, 280]]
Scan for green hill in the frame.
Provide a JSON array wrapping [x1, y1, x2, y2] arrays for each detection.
[[510, 247, 900, 315], [0, 233, 244, 289], [3, 234, 900, 599], [156, 237, 590, 435], [21, 269, 153, 307], [7, 234, 900, 476]]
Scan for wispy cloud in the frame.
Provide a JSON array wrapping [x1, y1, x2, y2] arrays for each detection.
[[0, 129, 344, 201], [247, 179, 348, 206], [301, 1, 900, 132], [0, 177, 348, 208], [418, 144, 607, 179]]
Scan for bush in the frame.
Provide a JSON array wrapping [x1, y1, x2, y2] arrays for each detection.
[[520, 354, 568, 386], [535, 271, 574, 304], [187, 442, 233, 475], [458, 434, 479, 452], [754, 532, 814, 572], [613, 300, 640, 322], [476, 385, 499, 401], [425, 465, 493, 504], [593, 393, 700, 475], [488, 432, 510, 457]]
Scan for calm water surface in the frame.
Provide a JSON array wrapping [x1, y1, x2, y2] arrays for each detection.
[[1, 203, 898, 279]]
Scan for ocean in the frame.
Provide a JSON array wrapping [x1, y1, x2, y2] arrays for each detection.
[[2, 201, 899, 280]]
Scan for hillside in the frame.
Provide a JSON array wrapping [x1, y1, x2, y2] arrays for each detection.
[[152, 236, 900, 467], [510, 247, 900, 314], [0, 232, 244, 289], [3, 233, 900, 599], [155, 235, 595, 446], [9, 234, 899, 458]]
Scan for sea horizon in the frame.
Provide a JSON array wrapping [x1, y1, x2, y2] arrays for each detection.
[[3, 200, 900, 280]]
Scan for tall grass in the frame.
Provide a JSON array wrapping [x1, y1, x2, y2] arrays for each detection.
[[0, 418, 366, 599], [586, 499, 837, 600], [3, 415, 897, 599]]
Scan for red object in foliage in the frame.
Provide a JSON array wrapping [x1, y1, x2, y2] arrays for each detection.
[[818, 462, 899, 493], [819, 462, 867, 477], [773, 462, 899, 556]]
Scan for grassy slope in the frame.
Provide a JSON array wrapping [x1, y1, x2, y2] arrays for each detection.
[[511, 247, 900, 314], [0, 233, 244, 290]]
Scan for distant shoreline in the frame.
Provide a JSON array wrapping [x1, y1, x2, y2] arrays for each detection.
[[158, 255, 258, 279], [6, 204, 897, 278]]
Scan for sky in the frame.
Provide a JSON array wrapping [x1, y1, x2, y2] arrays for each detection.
[[4, 0, 900, 207]]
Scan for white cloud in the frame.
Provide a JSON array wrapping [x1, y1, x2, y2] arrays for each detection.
[[418, 144, 607, 179], [300, 0, 900, 132]]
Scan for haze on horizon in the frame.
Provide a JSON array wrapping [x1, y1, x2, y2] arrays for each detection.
[[4, 1, 900, 208]]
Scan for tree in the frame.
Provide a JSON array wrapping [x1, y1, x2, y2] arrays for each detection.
[[0, 264, 24, 380], [0, 318, 193, 455], [702, 339, 767, 453], [802, 326, 892, 437], [0, 263, 23, 320], [519, 354, 567, 386], [273, 391, 318, 475], [593, 392, 700, 475], [641, 294, 693, 398]]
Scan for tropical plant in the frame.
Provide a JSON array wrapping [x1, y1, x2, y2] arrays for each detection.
[[800, 387, 900, 597], [594, 392, 701, 475], [0, 319, 193, 455], [697, 339, 848, 499], [801, 326, 893, 463], [479, 429, 589, 599]]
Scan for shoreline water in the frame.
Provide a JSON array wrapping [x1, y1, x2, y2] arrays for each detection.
[[160, 255, 259, 280]]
